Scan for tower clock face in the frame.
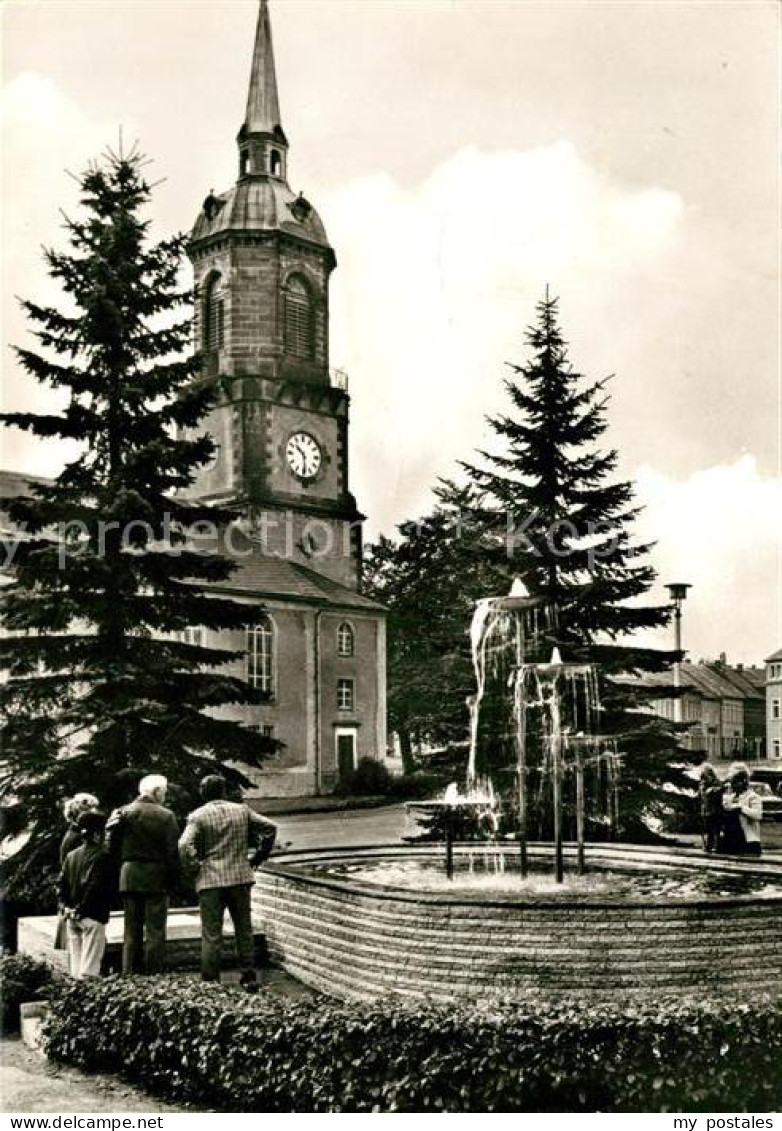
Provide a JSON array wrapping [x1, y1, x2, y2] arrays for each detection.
[[286, 432, 322, 480]]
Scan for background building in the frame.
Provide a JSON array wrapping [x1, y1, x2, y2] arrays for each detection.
[[644, 659, 766, 763], [766, 649, 782, 762]]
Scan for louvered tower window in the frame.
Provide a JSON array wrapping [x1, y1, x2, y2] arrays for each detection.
[[284, 276, 314, 360], [203, 275, 224, 351]]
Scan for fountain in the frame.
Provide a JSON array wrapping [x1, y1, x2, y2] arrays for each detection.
[[408, 579, 607, 885], [251, 580, 782, 1003]]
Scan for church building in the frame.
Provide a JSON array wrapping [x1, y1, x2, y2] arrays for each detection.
[[180, 0, 387, 796]]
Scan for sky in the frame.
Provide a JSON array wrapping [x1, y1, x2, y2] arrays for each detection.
[[1, 0, 780, 664]]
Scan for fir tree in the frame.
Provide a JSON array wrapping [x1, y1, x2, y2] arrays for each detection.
[[367, 292, 691, 837], [364, 486, 507, 774], [1, 149, 278, 907], [461, 290, 690, 836]]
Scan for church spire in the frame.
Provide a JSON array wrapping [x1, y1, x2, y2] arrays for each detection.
[[237, 0, 288, 182], [245, 0, 282, 135]]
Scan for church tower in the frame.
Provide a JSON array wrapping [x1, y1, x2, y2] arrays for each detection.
[[186, 0, 361, 589], [183, 1, 387, 796]]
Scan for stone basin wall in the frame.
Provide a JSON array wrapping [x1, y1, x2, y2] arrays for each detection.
[[251, 844, 782, 1002]]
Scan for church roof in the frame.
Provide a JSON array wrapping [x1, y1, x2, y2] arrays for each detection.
[[245, 0, 282, 136], [210, 552, 384, 613], [189, 178, 331, 250]]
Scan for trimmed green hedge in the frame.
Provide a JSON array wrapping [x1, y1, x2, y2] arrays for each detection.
[[44, 977, 782, 1112], [0, 953, 67, 1035]]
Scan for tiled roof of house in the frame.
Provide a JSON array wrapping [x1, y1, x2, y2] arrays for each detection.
[[717, 666, 765, 699], [765, 648, 782, 663], [623, 663, 757, 702]]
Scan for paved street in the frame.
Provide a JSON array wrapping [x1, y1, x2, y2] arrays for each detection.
[[270, 803, 782, 855], [272, 804, 409, 851]]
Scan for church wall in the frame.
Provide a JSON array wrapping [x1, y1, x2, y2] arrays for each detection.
[[317, 610, 386, 790], [201, 600, 385, 796], [230, 509, 360, 590]]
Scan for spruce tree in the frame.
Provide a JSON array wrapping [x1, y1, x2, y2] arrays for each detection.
[[1, 149, 278, 907], [367, 292, 691, 838], [461, 290, 690, 837], [364, 486, 507, 774]]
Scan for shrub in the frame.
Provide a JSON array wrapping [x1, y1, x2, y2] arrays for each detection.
[[44, 977, 782, 1112], [335, 757, 393, 797], [0, 953, 67, 1035]]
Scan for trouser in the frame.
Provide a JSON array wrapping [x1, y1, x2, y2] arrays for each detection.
[[703, 814, 721, 852], [198, 884, 256, 984], [66, 917, 106, 978], [122, 892, 168, 975]]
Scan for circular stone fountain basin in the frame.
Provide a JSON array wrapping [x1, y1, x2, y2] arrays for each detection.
[[252, 844, 782, 1003]]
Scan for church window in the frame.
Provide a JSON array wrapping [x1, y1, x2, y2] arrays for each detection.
[[284, 276, 314, 360], [337, 678, 354, 712], [270, 149, 281, 177], [246, 617, 274, 695], [203, 276, 224, 351], [337, 622, 354, 657], [240, 150, 249, 177]]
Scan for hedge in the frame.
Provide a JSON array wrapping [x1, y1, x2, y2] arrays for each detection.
[[43, 977, 782, 1112], [0, 953, 67, 1035]]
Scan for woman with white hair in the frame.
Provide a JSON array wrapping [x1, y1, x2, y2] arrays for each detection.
[[61, 793, 101, 863], [55, 793, 101, 950], [722, 763, 763, 857]]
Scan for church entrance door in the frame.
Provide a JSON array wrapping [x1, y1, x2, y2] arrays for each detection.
[[335, 729, 357, 781]]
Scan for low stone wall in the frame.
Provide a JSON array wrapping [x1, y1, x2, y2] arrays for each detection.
[[252, 844, 782, 1002], [18, 908, 266, 974]]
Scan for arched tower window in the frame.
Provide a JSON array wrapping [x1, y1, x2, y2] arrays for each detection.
[[239, 150, 249, 177], [246, 616, 274, 695], [203, 275, 225, 352], [270, 149, 281, 177], [337, 622, 355, 657], [284, 276, 314, 360]]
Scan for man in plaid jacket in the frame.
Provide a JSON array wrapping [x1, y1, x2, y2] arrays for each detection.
[[179, 774, 277, 991]]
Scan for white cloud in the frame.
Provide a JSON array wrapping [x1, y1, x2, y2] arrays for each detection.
[[322, 142, 684, 531], [1, 74, 128, 474], [634, 457, 782, 664]]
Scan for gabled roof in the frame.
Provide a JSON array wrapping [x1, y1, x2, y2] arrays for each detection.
[[765, 648, 782, 663], [717, 666, 765, 699], [624, 663, 755, 701]]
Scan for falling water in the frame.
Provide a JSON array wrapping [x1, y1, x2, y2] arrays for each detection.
[[439, 578, 619, 881]]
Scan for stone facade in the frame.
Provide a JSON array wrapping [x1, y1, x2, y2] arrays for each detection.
[[766, 649, 782, 761], [253, 845, 782, 1001]]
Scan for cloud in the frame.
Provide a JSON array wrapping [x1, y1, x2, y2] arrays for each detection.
[[1, 74, 127, 473], [634, 457, 781, 663], [322, 142, 684, 532]]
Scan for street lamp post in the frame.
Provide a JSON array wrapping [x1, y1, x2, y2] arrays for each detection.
[[666, 583, 691, 724]]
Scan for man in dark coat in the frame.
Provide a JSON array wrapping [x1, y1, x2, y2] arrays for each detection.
[[107, 774, 179, 975], [179, 774, 276, 991]]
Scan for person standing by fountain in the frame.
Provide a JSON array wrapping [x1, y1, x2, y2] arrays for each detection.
[[721, 764, 763, 857], [698, 764, 724, 854], [179, 775, 277, 992]]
